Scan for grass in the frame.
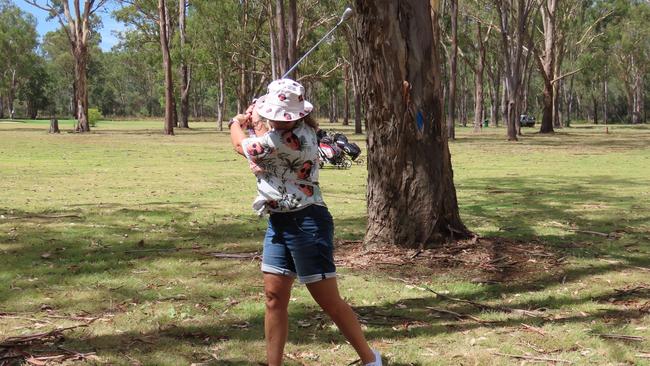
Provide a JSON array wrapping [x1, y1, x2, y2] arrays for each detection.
[[1, 118, 649, 365]]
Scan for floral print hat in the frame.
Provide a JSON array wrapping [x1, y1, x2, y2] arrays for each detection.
[[255, 79, 314, 122]]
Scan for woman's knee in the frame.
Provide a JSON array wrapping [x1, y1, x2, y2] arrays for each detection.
[[265, 289, 290, 312], [317, 295, 349, 317]]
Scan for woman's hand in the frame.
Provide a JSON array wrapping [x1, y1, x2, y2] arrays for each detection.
[[233, 113, 251, 130]]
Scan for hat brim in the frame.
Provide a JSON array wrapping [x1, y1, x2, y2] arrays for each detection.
[[255, 95, 313, 122]]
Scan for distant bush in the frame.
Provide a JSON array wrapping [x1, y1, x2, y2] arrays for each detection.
[[88, 108, 103, 127]]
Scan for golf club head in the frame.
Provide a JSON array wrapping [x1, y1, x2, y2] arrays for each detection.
[[339, 8, 353, 23]]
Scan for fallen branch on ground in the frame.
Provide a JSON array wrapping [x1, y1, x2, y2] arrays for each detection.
[[208, 252, 259, 259], [1, 214, 82, 220], [425, 306, 487, 323], [124, 247, 201, 253], [494, 352, 572, 364], [0, 314, 53, 324], [521, 323, 546, 335], [0, 324, 89, 347], [422, 286, 544, 317], [594, 333, 645, 342]]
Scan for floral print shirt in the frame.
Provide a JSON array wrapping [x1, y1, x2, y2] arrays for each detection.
[[241, 121, 325, 214]]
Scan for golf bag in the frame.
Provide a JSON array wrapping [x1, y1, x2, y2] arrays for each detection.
[[332, 132, 362, 161], [317, 130, 352, 169]]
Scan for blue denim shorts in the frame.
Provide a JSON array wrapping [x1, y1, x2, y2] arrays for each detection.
[[261, 204, 336, 284]]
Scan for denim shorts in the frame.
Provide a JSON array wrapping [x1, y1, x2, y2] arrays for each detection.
[[261, 204, 336, 284]]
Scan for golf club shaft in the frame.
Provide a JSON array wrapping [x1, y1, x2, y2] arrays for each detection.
[[281, 8, 352, 79]]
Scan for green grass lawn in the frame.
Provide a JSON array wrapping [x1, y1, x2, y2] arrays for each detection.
[[1, 119, 649, 365]]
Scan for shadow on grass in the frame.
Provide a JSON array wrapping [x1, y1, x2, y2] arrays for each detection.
[[0, 205, 268, 307], [1, 172, 649, 363], [50, 283, 647, 364]]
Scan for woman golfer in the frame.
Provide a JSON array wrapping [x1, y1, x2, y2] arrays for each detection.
[[229, 79, 381, 366]]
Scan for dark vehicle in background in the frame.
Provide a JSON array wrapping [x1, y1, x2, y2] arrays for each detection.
[[519, 114, 536, 127]]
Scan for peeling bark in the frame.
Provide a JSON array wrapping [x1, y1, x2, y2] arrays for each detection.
[[355, 0, 470, 248]]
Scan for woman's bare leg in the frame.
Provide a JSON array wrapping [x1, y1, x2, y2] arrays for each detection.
[[306, 278, 376, 364], [263, 273, 294, 366]]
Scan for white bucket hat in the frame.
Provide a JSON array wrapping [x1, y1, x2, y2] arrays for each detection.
[[255, 79, 314, 122]]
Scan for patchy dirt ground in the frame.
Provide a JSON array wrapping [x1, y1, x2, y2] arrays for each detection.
[[334, 237, 567, 284]]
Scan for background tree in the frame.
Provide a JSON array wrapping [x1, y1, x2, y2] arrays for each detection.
[[25, 0, 109, 132], [177, 0, 189, 128], [354, 0, 469, 248], [18, 57, 51, 119], [0, 1, 38, 119], [158, 0, 174, 134], [447, 0, 458, 140], [494, 0, 537, 141]]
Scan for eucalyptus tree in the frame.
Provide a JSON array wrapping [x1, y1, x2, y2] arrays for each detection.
[[177, 0, 189, 128], [191, 0, 268, 124], [493, 0, 537, 141], [455, 2, 489, 133], [116, 0, 179, 134], [0, 1, 38, 119], [531, 0, 592, 132], [18, 56, 51, 119], [42, 29, 76, 117], [354, 0, 469, 248], [25, 0, 109, 132], [447, 0, 458, 139], [190, 0, 233, 128], [606, 0, 649, 123]]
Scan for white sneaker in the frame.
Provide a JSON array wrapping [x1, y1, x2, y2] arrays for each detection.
[[364, 349, 382, 366]]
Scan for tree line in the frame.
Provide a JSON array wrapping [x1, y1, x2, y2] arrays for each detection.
[[1, 0, 648, 138]]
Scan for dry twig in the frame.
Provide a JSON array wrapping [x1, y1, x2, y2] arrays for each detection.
[[594, 333, 644, 342], [423, 286, 543, 317], [494, 352, 572, 364]]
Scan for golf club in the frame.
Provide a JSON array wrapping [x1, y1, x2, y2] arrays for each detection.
[[281, 7, 353, 79]]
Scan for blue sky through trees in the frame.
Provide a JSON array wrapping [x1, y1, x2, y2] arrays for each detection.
[[16, 0, 122, 51]]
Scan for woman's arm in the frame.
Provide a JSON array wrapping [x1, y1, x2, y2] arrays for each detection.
[[229, 114, 249, 156]]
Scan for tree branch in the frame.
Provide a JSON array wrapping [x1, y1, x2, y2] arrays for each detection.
[[551, 68, 582, 84], [576, 10, 613, 47]]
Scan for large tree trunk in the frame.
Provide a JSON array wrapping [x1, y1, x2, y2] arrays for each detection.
[[286, 0, 297, 76], [178, 0, 190, 128], [343, 62, 350, 126], [49, 118, 60, 133], [540, 78, 553, 133], [460, 75, 468, 127], [159, 0, 175, 135], [351, 62, 362, 134], [592, 95, 598, 124], [216, 61, 225, 131], [473, 24, 485, 133], [354, 90, 362, 134], [496, 0, 535, 141], [355, 0, 470, 248], [9, 69, 17, 120], [602, 78, 608, 125], [486, 60, 501, 128], [274, 0, 288, 75], [74, 47, 90, 132], [537, 0, 557, 133], [447, 0, 458, 140], [501, 77, 507, 129], [633, 67, 643, 123], [268, 1, 277, 79]]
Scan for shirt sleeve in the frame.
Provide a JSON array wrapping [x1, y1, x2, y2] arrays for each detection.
[[241, 134, 275, 163]]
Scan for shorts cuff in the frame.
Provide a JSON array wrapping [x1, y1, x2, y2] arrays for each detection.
[[298, 272, 337, 284], [261, 263, 297, 277]]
